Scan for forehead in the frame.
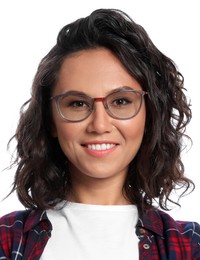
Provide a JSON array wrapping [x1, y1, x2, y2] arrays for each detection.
[[53, 48, 142, 96]]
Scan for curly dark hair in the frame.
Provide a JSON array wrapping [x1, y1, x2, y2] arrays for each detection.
[[9, 8, 194, 212]]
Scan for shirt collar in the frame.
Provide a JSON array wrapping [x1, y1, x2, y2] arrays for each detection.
[[23, 207, 164, 236], [24, 209, 52, 233], [137, 208, 164, 236]]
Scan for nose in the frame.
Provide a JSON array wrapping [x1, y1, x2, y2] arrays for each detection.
[[86, 101, 113, 134]]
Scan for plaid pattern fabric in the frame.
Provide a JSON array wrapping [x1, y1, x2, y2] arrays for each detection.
[[0, 210, 52, 260], [0, 208, 199, 259], [136, 209, 200, 259]]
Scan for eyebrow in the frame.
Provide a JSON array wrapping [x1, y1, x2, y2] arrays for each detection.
[[108, 86, 134, 94], [58, 86, 135, 97]]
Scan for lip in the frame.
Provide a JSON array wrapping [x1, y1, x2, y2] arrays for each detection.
[[81, 141, 119, 157]]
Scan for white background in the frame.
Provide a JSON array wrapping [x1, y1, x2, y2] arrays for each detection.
[[0, 0, 199, 222]]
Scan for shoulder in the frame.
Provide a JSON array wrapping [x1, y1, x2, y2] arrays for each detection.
[[158, 209, 200, 252], [0, 209, 39, 230], [140, 207, 200, 231], [0, 210, 31, 239], [0, 210, 31, 257], [0, 209, 51, 257], [0, 209, 31, 225], [139, 208, 200, 257], [0, 208, 50, 233], [156, 209, 200, 237]]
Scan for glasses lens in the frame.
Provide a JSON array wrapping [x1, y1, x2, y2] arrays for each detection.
[[106, 91, 142, 119], [57, 94, 93, 121]]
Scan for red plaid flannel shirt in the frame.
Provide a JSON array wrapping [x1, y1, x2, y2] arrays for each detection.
[[0, 208, 200, 259]]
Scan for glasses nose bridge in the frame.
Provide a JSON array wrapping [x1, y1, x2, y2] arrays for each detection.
[[93, 97, 107, 108], [91, 96, 109, 116], [93, 97, 106, 102]]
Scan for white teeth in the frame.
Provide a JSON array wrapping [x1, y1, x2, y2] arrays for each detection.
[[87, 143, 116, 151]]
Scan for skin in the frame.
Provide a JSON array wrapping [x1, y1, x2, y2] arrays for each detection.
[[51, 48, 146, 205]]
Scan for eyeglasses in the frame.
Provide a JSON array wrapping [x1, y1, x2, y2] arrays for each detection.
[[50, 89, 147, 122]]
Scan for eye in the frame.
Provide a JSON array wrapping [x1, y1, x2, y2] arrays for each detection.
[[112, 98, 132, 106], [67, 100, 91, 111], [59, 95, 91, 111], [69, 100, 88, 107]]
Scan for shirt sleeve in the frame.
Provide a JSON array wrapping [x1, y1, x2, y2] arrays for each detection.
[[0, 213, 15, 259], [190, 221, 200, 259]]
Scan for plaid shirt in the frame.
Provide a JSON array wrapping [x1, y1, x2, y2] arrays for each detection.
[[0, 208, 199, 259]]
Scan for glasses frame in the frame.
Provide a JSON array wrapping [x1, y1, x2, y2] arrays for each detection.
[[50, 89, 148, 122]]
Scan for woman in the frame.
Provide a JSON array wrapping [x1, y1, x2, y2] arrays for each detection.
[[0, 8, 199, 259]]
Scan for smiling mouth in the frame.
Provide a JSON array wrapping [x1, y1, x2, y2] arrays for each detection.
[[85, 143, 117, 151], [81, 142, 119, 157]]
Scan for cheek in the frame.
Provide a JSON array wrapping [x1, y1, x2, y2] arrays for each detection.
[[121, 118, 146, 162], [51, 105, 80, 139], [55, 123, 80, 143], [53, 124, 77, 160], [120, 110, 146, 141]]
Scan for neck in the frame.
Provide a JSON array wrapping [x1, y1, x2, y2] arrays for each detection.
[[68, 171, 131, 205]]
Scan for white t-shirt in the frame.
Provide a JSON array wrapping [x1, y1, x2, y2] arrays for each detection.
[[41, 201, 139, 260]]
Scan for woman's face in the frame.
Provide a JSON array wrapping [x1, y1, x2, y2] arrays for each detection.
[[51, 48, 146, 183]]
